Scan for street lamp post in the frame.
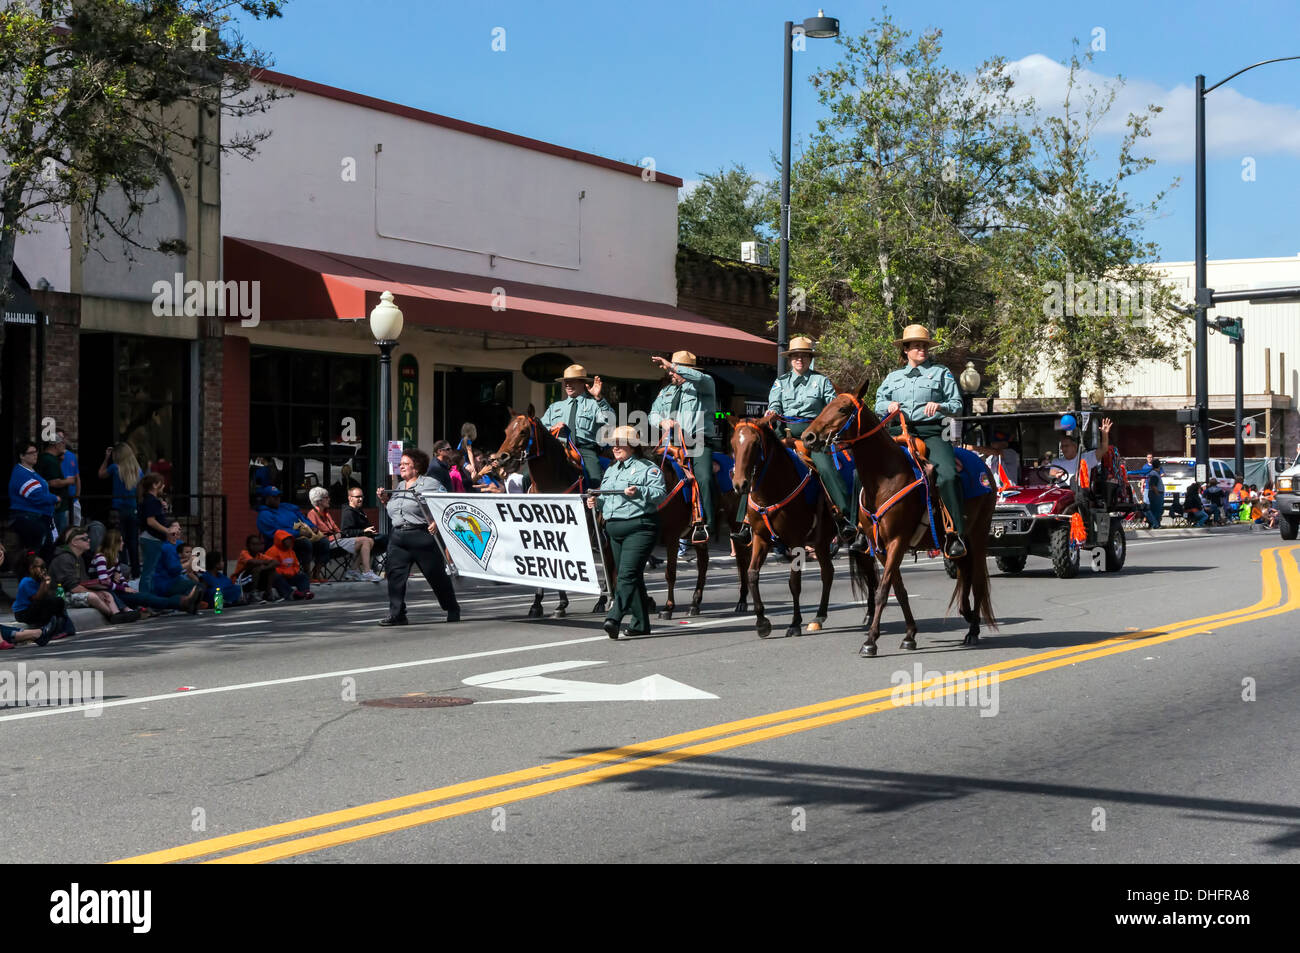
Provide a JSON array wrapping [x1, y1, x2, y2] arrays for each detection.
[[1193, 55, 1300, 482], [370, 290, 404, 535], [777, 10, 839, 376]]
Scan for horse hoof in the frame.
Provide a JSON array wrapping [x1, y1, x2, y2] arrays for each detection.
[[591, 598, 607, 614], [658, 609, 673, 621], [526, 606, 543, 619], [756, 618, 773, 639], [734, 601, 748, 614], [784, 625, 800, 638], [552, 607, 567, 619], [900, 638, 917, 651], [963, 633, 979, 646], [804, 620, 822, 633], [859, 642, 877, 657], [688, 606, 701, 617]]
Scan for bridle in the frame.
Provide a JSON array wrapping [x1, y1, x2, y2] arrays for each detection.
[[733, 420, 774, 490], [829, 394, 899, 449]]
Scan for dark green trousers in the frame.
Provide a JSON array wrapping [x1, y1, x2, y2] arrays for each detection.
[[605, 515, 658, 632], [734, 420, 854, 525], [894, 423, 965, 537], [578, 447, 603, 488]]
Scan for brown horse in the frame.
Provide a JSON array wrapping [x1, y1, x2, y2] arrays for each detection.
[[488, 415, 614, 618], [647, 440, 727, 619], [731, 418, 837, 639], [802, 384, 996, 656]]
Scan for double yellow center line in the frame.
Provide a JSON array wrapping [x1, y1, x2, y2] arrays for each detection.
[[115, 545, 1300, 864]]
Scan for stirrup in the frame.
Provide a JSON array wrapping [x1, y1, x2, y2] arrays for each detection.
[[836, 517, 858, 543], [849, 533, 872, 554], [690, 523, 710, 544], [944, 535, 968, 559], [729, 524, 753, 544]]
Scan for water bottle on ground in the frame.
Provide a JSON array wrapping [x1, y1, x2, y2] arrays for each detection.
[[214, 589, 224, 615]]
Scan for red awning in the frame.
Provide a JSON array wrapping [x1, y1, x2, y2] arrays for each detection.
[[224, 237, 776, 364]]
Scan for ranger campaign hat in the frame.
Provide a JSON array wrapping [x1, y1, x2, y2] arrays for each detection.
[[609, 425, 642, 447], [894, 324, 937, 349], [555, 364, 594, 383], [780, 336, 817, 357], [670, 350, 698, 367]]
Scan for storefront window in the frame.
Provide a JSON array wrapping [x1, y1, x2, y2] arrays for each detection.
[[249, 348, 373, 508]]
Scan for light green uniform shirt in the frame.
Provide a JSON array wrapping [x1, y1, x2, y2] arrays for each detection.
[[596, 456, 667, 520], [768, 370, 838, 419], [540, 394, 614, 447], [873, 360, 962, 424], [648, 364, 718, 450]]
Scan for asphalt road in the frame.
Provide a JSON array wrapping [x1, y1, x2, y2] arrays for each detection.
[[3, 527, 1297, 864]]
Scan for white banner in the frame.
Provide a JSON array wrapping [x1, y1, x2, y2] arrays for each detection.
[[419, 493, 601, 594]]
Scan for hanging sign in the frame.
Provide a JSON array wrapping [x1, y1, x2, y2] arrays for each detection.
[[398, 354, 418, 445]]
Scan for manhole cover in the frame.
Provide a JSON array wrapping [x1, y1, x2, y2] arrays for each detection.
[[361, 695, 474, 708]]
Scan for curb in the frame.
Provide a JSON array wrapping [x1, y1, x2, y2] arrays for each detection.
[[1126, 522, 1271, 540]]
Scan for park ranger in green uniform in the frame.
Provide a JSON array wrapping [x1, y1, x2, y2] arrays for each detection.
[[731, 336, 857, 547], [874, 324, 968, 558], [587, 425, 667, 639], [648, 350, 717, 543], [541, 364, 614, 487]]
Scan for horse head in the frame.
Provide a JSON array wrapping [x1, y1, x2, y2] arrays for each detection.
[[803, 390, 880, 453], [491, 415, 541, 468], [730, 418, 775, 495]]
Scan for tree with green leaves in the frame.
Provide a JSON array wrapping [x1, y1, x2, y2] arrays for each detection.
[[0, 0, 287, 400], [989, 47, 1184, 413], [677, 163, 777, 260], [784, 14, 1034, 391]]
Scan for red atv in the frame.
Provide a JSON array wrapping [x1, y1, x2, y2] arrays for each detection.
[[945, 411, 1141, 579]]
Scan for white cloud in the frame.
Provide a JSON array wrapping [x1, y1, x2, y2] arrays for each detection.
[[1005, 54, 1300, 162]]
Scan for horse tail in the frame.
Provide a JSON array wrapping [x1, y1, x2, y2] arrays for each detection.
[[848, 548, 878, 604], [948, 495, 998, 630]]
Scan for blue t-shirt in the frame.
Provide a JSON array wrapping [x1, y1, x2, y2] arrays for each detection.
[[14, 577, 41, 614], [107, 463, 145, 510], [141, 494, 169, 540], [61, 450, 79, 499]]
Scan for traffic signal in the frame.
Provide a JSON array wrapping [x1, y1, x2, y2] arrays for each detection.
[[1243, 417, 1256, 438], [1214, 316, 1244, 341]]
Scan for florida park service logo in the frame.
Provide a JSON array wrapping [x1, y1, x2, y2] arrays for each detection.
[[442, 502, 497, 567]]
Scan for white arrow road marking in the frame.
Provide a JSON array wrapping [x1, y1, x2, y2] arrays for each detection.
[[464, 660, 718, 704]]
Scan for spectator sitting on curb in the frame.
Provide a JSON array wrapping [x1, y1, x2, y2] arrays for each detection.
[[1183, 482, 1211, 527], [49, 526, 140, 624], [91, 529, 189, 616], [256, 486, 328, 581], [10, 555, 75, 644], [151, 522, 202, 614], [308, 486, 379, 581], [198, 551, 245, 606], [0, 620, 52, 649], [235, 534, 279, 602], [138, 473, 172, 594], [1203, 478, 1227, 524], [268, 529, 313, 600]]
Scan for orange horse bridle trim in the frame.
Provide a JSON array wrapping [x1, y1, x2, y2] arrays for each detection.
[[737, 421, 814, 543]]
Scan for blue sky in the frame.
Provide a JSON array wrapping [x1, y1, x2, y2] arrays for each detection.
[[233, 0, 1300, 263]]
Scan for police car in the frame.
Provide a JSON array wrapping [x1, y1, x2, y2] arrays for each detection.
[[1273, 454, 1300, 539], [1146, 458, 1237, 510]]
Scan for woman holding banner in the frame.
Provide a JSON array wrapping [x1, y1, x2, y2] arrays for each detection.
[[377, 448, 461, 626], [587, 426, 665, 639]]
